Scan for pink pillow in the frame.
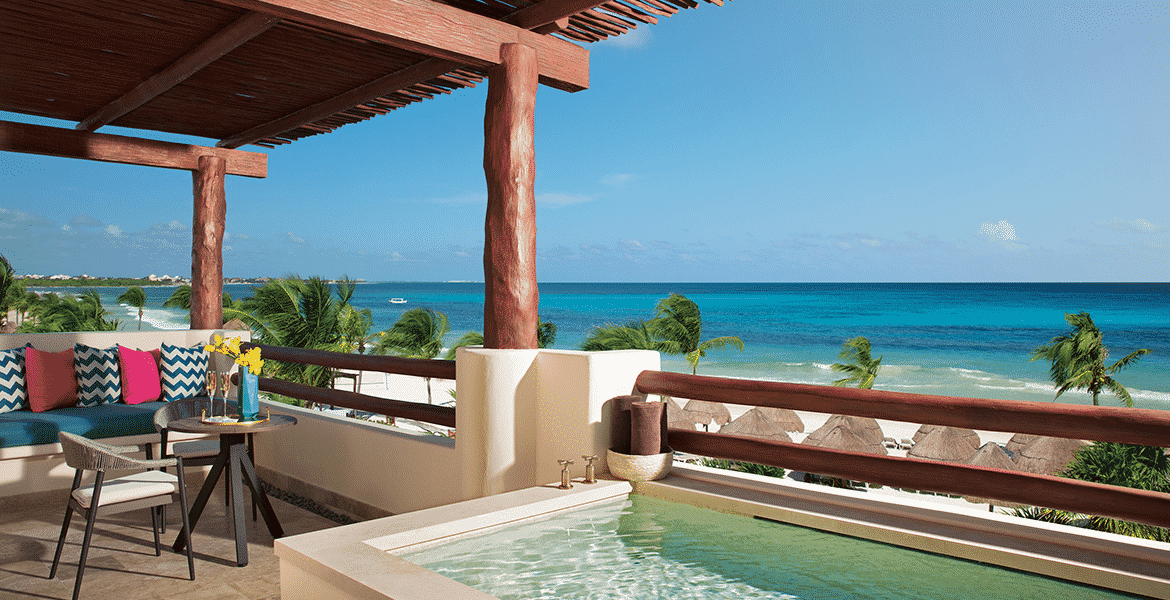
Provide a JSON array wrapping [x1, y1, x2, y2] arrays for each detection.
[[118, 345, 162, 405], [25, 347, 78, 412]]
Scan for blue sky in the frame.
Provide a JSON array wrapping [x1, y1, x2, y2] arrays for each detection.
[[2, 1, 1167, 282]]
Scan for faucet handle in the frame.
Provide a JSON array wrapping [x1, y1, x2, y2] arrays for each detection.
[[581, 455, 598, 484], [558, 459, 575, 467]]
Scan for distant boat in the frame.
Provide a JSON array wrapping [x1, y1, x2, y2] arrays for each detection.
[[389, 298, 407, 304]]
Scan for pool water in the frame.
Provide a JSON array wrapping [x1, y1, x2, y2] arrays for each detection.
[[404, 495, 1140, 600]]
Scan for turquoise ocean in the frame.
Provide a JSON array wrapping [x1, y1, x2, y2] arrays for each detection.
[[52, 282, 1170, 412]]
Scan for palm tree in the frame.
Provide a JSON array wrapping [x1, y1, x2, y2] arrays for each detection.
[[0, 254, 13, 327], [339, 305, 376, 354], [1060, 442, 1170, 541], [117, 286, 147, 330], [831, 336, 882, 389], [1031, 311, 1150, 407], [374, 308, 449, 403], [241, 277, 355, 387], [20, 289, 120, 332], [580, 320, 662, 352], [444, 317, 558, 360], [163, 285, 192, 310], [648, 293, 743, 375]]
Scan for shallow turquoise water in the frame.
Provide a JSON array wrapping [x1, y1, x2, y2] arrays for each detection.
[[59, 281, 1170, 410], [405, 495, 1142, 600]]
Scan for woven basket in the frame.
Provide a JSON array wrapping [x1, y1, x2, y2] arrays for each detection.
[[606, 449, 673, 482]]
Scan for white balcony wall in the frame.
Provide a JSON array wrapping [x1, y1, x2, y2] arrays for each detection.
[[456, 348, 660, 500], [255, 401, 458, 516]]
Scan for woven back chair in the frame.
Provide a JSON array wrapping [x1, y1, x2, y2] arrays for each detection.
[[51, 432, 195, 600]]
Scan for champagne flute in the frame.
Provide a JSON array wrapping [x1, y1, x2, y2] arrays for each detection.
[[204, 370, 218, 420], [219, 368, 232, 421]]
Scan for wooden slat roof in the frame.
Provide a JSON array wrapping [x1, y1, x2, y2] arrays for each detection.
[[0, 0, 722, 148]]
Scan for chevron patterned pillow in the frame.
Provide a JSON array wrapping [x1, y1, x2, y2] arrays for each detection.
[[74, 344, 122, 407], [161, 343, 208, 402], [0, 347, 28, 413]]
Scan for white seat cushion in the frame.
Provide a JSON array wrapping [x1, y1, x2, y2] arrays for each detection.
[[171, 439, 220, 458], [72, 470, 178, 509]]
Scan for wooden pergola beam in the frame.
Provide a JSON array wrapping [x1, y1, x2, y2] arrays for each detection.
[[76, 12, 280, 132], [208, 0, 590, 92], [503, 0, 607, 30], [218, 58, 459, 149], [0, 121, 267, 178]]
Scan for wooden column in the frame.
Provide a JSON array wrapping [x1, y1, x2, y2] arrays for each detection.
[[191, 155, 226, 329], [483, 43, 539, 349]]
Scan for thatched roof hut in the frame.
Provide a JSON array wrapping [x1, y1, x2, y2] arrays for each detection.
[[912, 424, 941, 444], [1013, 436, 1089, 475], [907, 426, 980, 463], [719, 408, 793, 442]]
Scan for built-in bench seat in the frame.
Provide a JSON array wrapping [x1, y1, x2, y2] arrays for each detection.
[[0, 329, 248, 499], [0, 401, 168, 448]]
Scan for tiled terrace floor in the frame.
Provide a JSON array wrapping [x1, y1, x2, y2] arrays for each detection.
[[0, 480, 338, 600]]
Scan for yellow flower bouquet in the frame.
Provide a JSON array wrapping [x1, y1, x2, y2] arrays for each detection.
[[204, 334, 264, 375], [204, 334, 264, 421]]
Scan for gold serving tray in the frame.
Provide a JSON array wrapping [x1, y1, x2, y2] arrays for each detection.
[[201, 408, 272, 425]]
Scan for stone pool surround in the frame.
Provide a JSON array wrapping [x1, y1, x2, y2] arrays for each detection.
[[275, 464, 1170, 600]]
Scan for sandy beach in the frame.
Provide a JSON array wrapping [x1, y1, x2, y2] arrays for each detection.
[[317, 369, 1015, 512]]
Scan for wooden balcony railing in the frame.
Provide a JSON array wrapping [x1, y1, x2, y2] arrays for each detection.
[[636, 370, 1170, 529], [243, 342, 456, 428]]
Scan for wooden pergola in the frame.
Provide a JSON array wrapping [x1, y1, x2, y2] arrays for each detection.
[[0, 0, 722, 346]]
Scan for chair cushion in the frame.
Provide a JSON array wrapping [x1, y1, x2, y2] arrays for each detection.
[[118, 345, 162, 405], [74, 344, 122, 407], [25, 347, 78, 413], [72, 469, 178, 509], [0, 347, 27, 414], [171, 438, 219, 458], [0, 401, 166, 448], [160, 343, 208, 402]]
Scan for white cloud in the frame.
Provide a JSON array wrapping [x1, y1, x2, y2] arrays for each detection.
[[836, 241, 852, 250], [1096, 218, 1162, 233], [537, 193, 593, 206], [168, 220, 184, 230], [599, 25, 654, 49], [287, 232, 305, 244], [601, 173, 633, 186], [979, 220, 1018, 241], [104, 224, 123, 237], [619, 238, 647, 252], [860, 238, 881, 247]]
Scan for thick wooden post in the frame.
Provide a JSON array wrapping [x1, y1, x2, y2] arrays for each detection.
[[191, 155, 226, 329], [483, 43, 539, 349]]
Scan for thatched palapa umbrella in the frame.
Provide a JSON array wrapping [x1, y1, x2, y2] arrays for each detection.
[[912, 424, 941, 444], [906, 426, 980, 463], [1013, 436, 1089, 475], [962, 442, 1021, 508], [719, 408, 793, 442], [683, 400, 731, 431], [1004, 433, 1038, 457], [665, 397, 695, 430], [757, 407, 804, 433], [802, 415, 886, 455]]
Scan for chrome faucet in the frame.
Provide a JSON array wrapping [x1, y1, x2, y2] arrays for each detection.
[[581, 455, 598, 484], [558, 459, 574, 489]]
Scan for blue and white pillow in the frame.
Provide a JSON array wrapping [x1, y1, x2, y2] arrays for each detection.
[[161, 343, 208, 402], [74, 344, 122, 407], [0, 347, 28, 413]]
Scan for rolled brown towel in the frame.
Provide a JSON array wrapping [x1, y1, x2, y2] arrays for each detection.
[[631, 401, 665, 456], [609, 395, 638, 454]]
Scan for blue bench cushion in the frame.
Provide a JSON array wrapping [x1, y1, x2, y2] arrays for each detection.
[[0, 401, 167, 448]]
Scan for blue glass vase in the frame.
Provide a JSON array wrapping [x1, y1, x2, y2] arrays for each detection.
[[238, 365, 260, 421]]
